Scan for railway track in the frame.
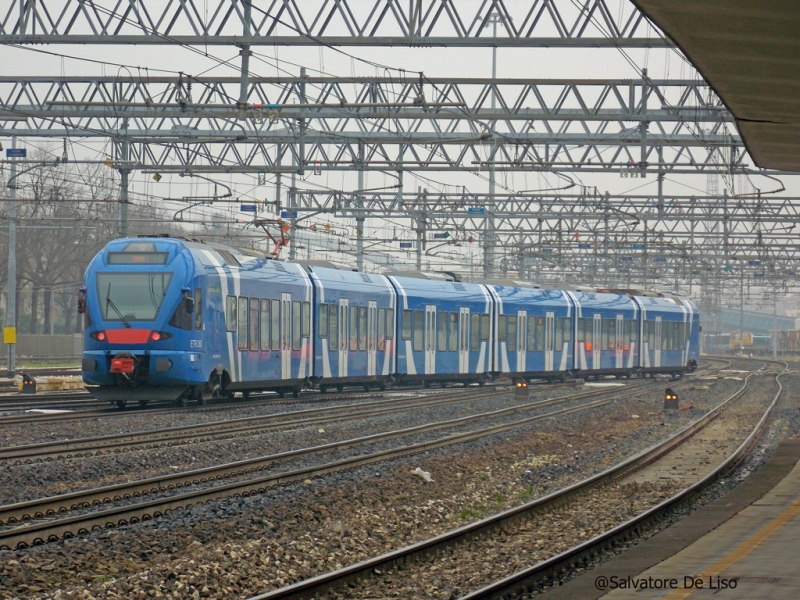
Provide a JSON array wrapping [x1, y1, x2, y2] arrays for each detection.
[[244, 359, 779, 600], [0, 370, 709, 550]]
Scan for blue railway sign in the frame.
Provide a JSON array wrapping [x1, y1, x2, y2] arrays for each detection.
[[280, 211, 298, 219], [5, 148, 26, 158], [240, 204, 257, 212], [467, 207, 485, 214]]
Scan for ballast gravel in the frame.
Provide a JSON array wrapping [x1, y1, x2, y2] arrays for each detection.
[[0, 368, 753, 599]]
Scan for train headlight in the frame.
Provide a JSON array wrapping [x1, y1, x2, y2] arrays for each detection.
[[149, 331, 173, 342], [90, 331, 107, 342]]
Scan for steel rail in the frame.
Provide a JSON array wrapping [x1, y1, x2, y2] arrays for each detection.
[[460, 360, 787, 599], [247, 360, 767, 600], [0, 384, 558, 463], [0, 375, 695, 549]]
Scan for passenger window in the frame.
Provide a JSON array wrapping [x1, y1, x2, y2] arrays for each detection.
[[555, 317, 563, 348], [607, 319, 615, 349], [249, 297, 259, 351], [648, 321, 656, 348], [271, 299, 281, 351], [401, 309, 412, 340], [527, 317, 536, 352], [319, 304, 328, 338], [413, 310, 424, 352], [292, 301, 302, 350], [358, 306, 367, 351], [260, 299, 270, 350], [226, 295, 237, 332], [169, 294, 193, 331], [436, 313, 448, 352], [601, 319, 609, 351], [498, 315, 507, 344], [350, 306, 358, 351], [378, 307, 386, 351], [471, 313, 480, 351], [507, 315, 517, 353], [194, 288, 203, 330], [328, 305, 338, 352], [302, 302, 311, 337], [564, 317, 572, 343], [237, 297, 248, 350], [386, 308, 395, 340], [536, 317, 545, 351], [481, 314, 490, 341], [577, 318, 585, 343], [448, 313, 458, 352]]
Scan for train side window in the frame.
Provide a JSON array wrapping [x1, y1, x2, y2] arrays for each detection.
[[387, 308, 395, 340], [624, 319, 632, 349], [302, 302, 311, 338], [507, 315, 517, 353], [535, 316, 545, 351], [413, 310, 424, 351], [647, 321, 656, 348], [448, 312, 458, 351], [319, 304, 328, 338], [378, 307, 386, 351], [401, 309, 412, 340], [170, 294, 193, 331], [328, 305, 338, 352], [576, 318, 585, 343], [271, 299, 281, 351], [226, 295, 237, 332], [350, 306, 359, 351], [358, 306, 367, 351], [260, 299, 270, 350], [662, 323, 670, 350], [237, 297, 248, 350], [481, 314, 490, 341], [498, 315, 507, 344], [249, 298, 259, 351], [437, 314, 447, 351], [194, 288, 203, 330], [292, 301, 302, 350], [564, 317, 572, 343], [607, 319, 615, 349], [601, 319, 609, 351], [555, 317, 564, 348], [527, 316, 536, 352], [471, 313, 480, 351]]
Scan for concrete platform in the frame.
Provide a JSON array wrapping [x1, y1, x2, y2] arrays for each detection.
[[540, 438, 800, 600]]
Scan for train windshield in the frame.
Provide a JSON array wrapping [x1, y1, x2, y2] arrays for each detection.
[[96, 272, 173, 322]]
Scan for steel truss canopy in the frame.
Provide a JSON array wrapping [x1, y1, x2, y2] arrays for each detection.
[[632, 0, 800, 172], [0, 75, 745, 174], [2, 0, 672, 47]]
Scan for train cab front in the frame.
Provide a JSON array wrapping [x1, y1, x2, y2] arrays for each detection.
[[80, 239, 206, 408]]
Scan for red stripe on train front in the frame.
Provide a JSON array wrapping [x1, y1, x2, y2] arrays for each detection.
[[105, 329, 151, 344]]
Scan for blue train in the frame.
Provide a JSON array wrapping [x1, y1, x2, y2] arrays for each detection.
[[80, 237, 701, 408]]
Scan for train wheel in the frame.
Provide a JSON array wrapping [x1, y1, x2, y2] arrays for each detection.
[[278, 388, 286, 398], [423, 381, 431, 389], [138, 399, 149, 408], [363, 383, 372, 393], [196, 385, 211, 406], [176, 395, 188, 408], [336, 385, 344, 392], [292, 386, 300, 399], [242, 390, 251, 401], [115, 400, 127, 410], [319, 385, 328, 394], [378, 381, 387, 391]]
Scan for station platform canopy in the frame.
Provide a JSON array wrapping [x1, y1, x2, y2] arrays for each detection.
[[633, 1, 800, 171]]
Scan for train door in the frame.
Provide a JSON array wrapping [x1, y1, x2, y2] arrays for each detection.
[[655, 317, 662, 368], [615, 315, 624, 368], [545, 312, 554, 371], [367, 301, 377, 377], [517, 310, 527, 371], [281, 293, 292, 379], [459, 307, 469, 373], [338, 299, 349, 377], [592, 314, 601, 369], [425, 305, 436, 374]]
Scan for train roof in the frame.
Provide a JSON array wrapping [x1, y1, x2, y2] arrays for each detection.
[[307, 265, 393, 293]]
